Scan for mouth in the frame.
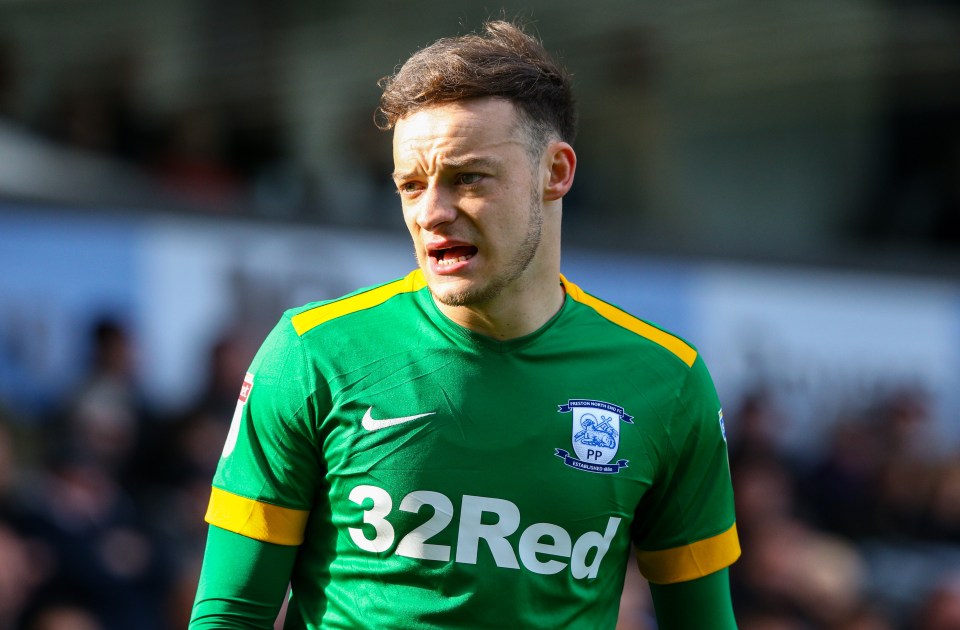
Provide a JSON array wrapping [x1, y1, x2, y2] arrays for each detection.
[[428, 245, 478, 268]]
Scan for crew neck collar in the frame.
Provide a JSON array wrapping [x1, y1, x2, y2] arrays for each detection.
[[415, 278, 571, 353]]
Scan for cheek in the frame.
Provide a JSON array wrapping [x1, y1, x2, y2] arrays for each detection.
[[400, 203, 419, 230]]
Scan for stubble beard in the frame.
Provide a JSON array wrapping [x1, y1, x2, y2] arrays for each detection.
[[428, 190, 544, 308]]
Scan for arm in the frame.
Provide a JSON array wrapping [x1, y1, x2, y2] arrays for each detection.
[[648, 568, 737, 629], [190, 525, 298, 629], [191, 317, 324, 627], [631, 355, 741, 622]]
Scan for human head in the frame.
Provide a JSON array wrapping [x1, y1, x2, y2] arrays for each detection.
[[383, 22, 577, 332], [377, 20, 577, 159]]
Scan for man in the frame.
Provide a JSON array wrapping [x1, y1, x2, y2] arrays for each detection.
[[191, 20, 739, 629]]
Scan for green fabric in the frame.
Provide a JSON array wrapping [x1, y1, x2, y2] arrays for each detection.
[[649, 569, 737, 629], [202, 274, 738, 628], [190, 525, 296, 629]]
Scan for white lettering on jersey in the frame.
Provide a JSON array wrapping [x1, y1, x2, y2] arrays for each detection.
[[456, 495, 521, 569], [519, 523, 572, 575], [346, 485, 621, 579], [570, 516, 621, 579], [396, 491, 454, 561], [348, 485, 395, 552]]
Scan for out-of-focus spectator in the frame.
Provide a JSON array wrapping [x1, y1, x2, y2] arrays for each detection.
[[727, 390, 793, 470], [22, 601, 103, 630], [20, 456, 166, 630], [0, 522, 45, 628], [57, 318, 144, 479], [928, 459, 960, 541], [802, 415, 885, 538], [733, 516, 869, 628], [135, 333, 255, 629], [913, 574, 960, 630]]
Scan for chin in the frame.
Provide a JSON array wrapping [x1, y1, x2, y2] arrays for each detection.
[[429, 283, 474, 307], [429, 278, 502, 308]]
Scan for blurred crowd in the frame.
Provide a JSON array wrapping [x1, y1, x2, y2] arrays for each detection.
[[0, 317, 252, 629], [724, 390, 960, 630], [0, 317, 957, 629]]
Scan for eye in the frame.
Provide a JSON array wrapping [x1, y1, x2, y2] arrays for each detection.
[[455, 173, 483, 186], [396, 181, 424, 196]]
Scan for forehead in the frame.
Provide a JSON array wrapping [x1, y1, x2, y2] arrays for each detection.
[[393, 98, 526, 165]]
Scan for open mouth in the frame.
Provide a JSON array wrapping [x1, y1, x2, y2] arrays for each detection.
[[429, 245, 478, 267]]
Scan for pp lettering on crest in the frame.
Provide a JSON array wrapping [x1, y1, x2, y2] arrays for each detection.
[[555, 399, 632, 474]]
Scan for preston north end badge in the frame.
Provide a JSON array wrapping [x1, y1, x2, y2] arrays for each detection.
[[555, 399, 633, 474]]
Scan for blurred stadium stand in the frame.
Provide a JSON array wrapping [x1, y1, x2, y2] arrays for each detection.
[[1, 1, 960, 628]]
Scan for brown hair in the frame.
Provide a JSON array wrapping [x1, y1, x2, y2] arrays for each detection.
[[376, 20, 576, 149]]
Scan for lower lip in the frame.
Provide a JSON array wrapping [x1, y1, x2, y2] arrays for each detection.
[[428, 255, 475, 275]]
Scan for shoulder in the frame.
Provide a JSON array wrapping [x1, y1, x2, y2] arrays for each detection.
[[560, 275, 698, 369], [283, 269, 427, 338]]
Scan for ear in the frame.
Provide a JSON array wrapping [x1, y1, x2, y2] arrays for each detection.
[[542, 141, 577, 202]]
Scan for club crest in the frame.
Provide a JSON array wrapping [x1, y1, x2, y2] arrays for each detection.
[[555, 399, 633, 474]]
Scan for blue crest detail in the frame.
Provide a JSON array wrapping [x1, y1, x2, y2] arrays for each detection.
[[557, 399, 634, 423], [555, 399, 631, 474], [574, 414, 619, 448]]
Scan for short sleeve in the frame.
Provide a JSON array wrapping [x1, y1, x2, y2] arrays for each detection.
[[630, 354, 740, 584], [204, 315, 328, 546]]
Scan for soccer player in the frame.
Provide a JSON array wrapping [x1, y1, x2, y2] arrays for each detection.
[[190, 20, 739, 629]]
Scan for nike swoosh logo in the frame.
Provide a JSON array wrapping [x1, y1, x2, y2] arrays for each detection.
[[362, 407, 436, 431]]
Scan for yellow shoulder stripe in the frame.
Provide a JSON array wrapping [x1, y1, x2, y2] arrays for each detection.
[[561, 275, 697, 368], [205, 486, 310, 546], [291, 269, 427, 336], [635, 523, 741, 584]]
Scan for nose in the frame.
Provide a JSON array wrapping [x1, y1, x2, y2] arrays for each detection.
[[415, 183, 458, 231]]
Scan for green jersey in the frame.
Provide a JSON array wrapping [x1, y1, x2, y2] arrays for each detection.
[[205, 270, 739, 629]]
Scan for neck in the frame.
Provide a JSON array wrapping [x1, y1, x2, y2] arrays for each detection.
[[433, 277, 565, 340]]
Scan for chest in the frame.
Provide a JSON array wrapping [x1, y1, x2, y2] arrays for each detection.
[[318, 346, 676, 516]]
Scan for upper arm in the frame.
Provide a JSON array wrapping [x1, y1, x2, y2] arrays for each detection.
[[192, 318, 329, 626], [207, 317, 327, 546], [631, 355, 740, 584]]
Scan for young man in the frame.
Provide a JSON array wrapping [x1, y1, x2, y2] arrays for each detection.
[[191, 21, 740, 629]]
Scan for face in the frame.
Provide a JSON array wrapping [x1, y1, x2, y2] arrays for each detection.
[[392, 98, 550, 309]]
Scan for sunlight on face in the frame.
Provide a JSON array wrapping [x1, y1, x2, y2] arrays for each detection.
[[392, 99, 549, 309]]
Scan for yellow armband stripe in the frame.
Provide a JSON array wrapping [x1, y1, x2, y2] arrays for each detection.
[[636, 523, 741, 584], [561, 275, 697, 368], [205, 486, 309, 546], [292, 269, 427, 336]]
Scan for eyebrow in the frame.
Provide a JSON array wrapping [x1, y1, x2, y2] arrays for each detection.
[[391, 156, 501, 182]]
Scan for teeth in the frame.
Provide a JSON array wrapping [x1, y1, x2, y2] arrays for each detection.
[[437, 255, 469, 266]]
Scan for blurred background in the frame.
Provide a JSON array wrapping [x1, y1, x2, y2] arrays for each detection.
[[0, 0, 959, 628]]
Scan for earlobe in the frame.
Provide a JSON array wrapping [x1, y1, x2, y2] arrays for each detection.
[[543, 142, 577, 202]]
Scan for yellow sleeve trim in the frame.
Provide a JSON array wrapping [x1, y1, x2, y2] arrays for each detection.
[[291, 269, 427, 336], [560, 275, 697, 368], [204, 486, 310, 546], [636, 523, 741, 584]]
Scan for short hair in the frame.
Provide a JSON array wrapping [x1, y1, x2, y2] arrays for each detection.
[[376, 20, 577, 149]]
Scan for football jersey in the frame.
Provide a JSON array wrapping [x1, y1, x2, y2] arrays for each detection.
[[205, 269, 739, 629]]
